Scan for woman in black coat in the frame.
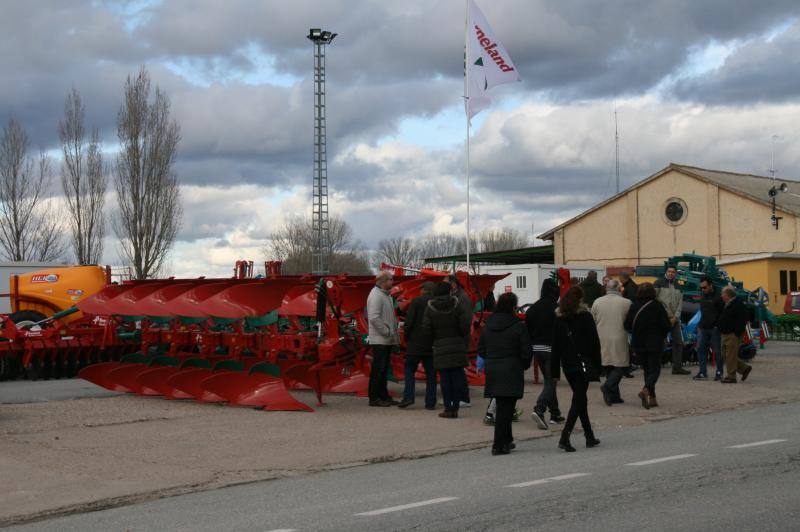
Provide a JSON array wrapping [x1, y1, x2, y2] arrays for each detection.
[[624, 282, 671, 409], [551, 286, 602, 452], [422, 282, 469, 418], [477, 292, 532, 455]]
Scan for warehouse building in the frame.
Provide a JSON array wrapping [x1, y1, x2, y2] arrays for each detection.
[[538, 163, 800, 315]]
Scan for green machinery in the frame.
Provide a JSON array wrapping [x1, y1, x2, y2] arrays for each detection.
[[636, 253, 775, 325]]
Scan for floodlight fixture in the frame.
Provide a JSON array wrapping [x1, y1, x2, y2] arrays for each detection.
[[307, 28, 337, 44]]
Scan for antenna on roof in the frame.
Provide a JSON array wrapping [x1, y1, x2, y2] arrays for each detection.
[[769, 134, 782, 181]]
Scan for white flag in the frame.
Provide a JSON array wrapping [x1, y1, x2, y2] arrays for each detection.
[[465, 0, 521, 121]]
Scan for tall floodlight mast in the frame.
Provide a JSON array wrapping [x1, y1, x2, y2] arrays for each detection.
[[307, 28, 337, 275]]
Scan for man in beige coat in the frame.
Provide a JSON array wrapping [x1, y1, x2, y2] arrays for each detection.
[[591, 280, 632, 405]]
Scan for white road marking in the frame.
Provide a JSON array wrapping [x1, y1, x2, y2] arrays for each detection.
[[506, 472, 590, 488], [355, 497, 459, 516], [625, 454, 697, 466], [727, 439, 788, 449]]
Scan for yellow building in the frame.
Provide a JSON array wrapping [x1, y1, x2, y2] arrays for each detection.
[[539, 163, 800, 315]]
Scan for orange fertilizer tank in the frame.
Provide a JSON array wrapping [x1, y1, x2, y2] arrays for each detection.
[[7, 265, 109, 323]]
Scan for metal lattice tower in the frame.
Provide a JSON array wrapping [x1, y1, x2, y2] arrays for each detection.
[[308, 28, 337, 275]]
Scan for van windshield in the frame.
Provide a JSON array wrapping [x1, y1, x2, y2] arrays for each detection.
[[792, 295, 800, 309]]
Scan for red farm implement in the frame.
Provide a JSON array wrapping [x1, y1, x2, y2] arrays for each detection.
[[0, 266, 507, 412]]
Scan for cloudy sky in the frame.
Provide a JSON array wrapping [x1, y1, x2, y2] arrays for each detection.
[[4, 0, 800, 276]]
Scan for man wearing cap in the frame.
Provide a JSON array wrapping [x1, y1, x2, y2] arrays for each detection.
[[398, 281, 437, 409]]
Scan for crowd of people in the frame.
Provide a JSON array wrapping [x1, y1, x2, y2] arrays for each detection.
[[365, 265, 754, 456]]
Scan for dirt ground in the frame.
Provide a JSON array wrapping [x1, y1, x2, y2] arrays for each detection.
[[1, 342, 798, 526]]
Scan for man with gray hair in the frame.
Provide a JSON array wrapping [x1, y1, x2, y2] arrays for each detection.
[[717, 286, 753, 383], [591, 279, 632, 405], [367, 271, 400, 406]]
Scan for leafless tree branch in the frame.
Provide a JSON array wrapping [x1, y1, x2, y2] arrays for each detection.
[[59, 88, 107, 264], [112, 66, 182, 279]]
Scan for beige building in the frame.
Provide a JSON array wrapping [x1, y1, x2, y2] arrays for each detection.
[[539, 163, 800, 314]]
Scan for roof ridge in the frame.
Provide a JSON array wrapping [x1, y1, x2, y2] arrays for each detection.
[[671, 162, 800, 183]]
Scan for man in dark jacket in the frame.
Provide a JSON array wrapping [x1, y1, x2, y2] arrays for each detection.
[[694, 277, 725, 381], [478, 292, 532, 455], [398, 282, 437, 409], [619, 272, 638, 302], [448, 274, 474, 408], [423, 282, 470, 418], [718, 287, 753, 384], [580, 271, 604, 308], [524, 278, 564, 428]]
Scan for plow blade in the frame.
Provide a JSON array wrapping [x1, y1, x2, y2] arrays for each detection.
[[105, 364, 161, 395], [79, 362, 134, 392], [136, 365, 193, 398], [165, 368, 229, 402], [201, 364, 313, 412], [324, 369, 370, 396]]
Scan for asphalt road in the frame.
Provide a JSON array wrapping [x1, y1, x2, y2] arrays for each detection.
[[10, 400, 799, 532], [0, 379, 118, 404]]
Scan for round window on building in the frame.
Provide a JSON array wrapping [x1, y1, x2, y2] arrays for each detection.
[[662, 198, 687, 226]]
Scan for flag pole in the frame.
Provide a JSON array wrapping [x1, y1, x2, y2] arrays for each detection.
[[464, 0, 471, 272]]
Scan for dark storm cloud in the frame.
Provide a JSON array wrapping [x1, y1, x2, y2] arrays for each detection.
[[134, 0, 800, 98], [674, 20, 800, 104]]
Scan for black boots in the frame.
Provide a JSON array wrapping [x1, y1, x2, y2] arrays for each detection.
[[559, 429, 599, 451], [558, 430, 576, 452]]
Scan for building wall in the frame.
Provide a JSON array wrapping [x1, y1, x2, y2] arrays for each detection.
[[553, 169, 799, 270], [724, 257, 800, 315]]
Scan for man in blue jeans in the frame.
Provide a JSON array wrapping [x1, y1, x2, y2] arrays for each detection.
[[398, 282, 437, 409], [694, 277, 724, 380]]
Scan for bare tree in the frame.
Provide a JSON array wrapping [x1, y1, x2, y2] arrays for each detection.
[[0, 119, 65, 262], [267, 215, 371, 274], [476, 227, 529, 252], [416, 232, 461, 261], [377, 236, 418, 266], [112, 67, 182, 279], [59, 88, 107, 265]]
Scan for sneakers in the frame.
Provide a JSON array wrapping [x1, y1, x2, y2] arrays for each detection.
[[369, 399, 393, 407], [438, 410, 458, 418], [483, 414, 495, 425], [721, 376, 737, 383], [672, 367, 691, 375], [714, 373, 722, 381], [530, 408, 549, 430], [512, 408, 523, 422], [459, 400, 472, 408], [550, 414, 565, 424], [741, 366, 752, 381], [692, 373, 708, 380], [397, 399, 414, 409]]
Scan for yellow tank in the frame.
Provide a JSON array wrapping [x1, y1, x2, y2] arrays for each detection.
[[9, 265, 108, 323]]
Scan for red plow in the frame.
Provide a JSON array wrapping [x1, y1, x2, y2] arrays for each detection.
[[57, 268, 506, 412]]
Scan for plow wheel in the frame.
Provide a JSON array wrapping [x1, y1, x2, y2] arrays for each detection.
[[201, 362, 313, 412]]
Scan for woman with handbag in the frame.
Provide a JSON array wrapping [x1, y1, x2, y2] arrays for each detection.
[[551, 286, 602, 452], [624, 282, 672, 409]]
